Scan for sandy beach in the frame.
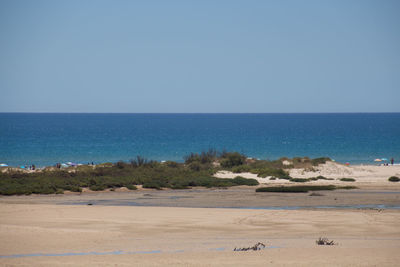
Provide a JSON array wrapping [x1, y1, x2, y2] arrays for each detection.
[[1, 162, 400, 266], [0, 204, 399, 266]]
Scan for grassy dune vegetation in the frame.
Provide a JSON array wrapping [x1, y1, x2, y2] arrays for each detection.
[[256, 185, 357, 193], [0, 150, 331, 195]]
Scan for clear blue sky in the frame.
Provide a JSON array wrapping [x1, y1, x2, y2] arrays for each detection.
[[1, 0, 399, 113]]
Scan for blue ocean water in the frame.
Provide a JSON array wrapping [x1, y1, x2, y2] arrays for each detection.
[[0, 113, 399, 167]]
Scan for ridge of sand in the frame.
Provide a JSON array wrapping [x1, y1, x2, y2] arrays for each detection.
[[214, 162, 400, 186]]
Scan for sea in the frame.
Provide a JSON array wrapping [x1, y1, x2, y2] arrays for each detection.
[[0, 113, 399, 167]]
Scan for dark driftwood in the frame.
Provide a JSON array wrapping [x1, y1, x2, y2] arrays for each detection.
[[316, 237, 336, 245], [234, 242, 266, 251]]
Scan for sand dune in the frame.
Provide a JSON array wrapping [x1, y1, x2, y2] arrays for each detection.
[[215, 162, 400, 188]]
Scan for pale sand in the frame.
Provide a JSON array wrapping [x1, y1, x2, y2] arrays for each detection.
[[1, 162, 400, 266], [215, 162, 400, 188], [1, 204, 400, 266]]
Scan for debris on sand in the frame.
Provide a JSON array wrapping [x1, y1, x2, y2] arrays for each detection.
[[316, 237, 337, 245], [234, 242, 266, 251]]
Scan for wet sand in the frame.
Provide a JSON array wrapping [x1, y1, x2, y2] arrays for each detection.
[[1, 181, 400, 209]]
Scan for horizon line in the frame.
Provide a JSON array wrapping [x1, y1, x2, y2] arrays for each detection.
[[0, 111, 400, 114]]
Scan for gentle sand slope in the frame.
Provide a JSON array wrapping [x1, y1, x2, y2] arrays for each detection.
[[1, 204, 400, 266]]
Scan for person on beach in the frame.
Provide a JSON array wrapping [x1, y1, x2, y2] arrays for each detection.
[[391, 158, 394, 165]]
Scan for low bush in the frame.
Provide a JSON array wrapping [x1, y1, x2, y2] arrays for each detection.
[[184, 149, 217, 164], [388, 176, 400, 182], [289, 157, 332, 168], [170, 184, 189, 189], [256, 185, 337, 193], [290, 178, 310, 183], [232, 176, 259, 186], [311, 157, 331, 166], [89, 184, 107, 191], [130, 156, 151, 167], [249, 159, 284, 170], [309, 192, 324, 196], [256, 168, 291, 179], [164, 161, 179, 168], [309, 175, 334, 181], [337, 186, 358, 190], [188, 162, 202, 171], [142, 182, 163, 190], [231, 165, 252, 173], [65, 185, 82, 192], [115, 161, 126, 169], [0, 152, 338, 195], [220, 152, 246, 168], [340, 178, 356, 182], [126, 184, 137, 190]]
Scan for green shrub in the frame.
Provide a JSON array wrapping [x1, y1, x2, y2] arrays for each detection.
[[130, 156, 150, 167], [290, 178, 310, 183], [184, 149, 217, 164], [231, 165, 251, 173], [232, 176, 259, 186], [388, 176, 400, 182], [164, 161, 179, 168], [189, 162, 201, 171], [309, 175, 334, 181], [0, 152, 339, 195], [340, 178, 356, 182], [311, 157, 331, 166], [337, 186, 358, 190], [126, 184, 137, 190], [316, 175, 335, 180], [115, 161, 126, 169], [256, 185, 337, 193], [220, 152, 246, 168], [256, 168, 291, 179], [142, 182, 163, 190], [89, 184, 107, 191], [170, 184, 189, 189], [309, 192, 324, 196], [63, 185, 82, 192]]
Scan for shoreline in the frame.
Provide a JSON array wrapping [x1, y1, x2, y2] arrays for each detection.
[[2, 161, 399, 170]]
